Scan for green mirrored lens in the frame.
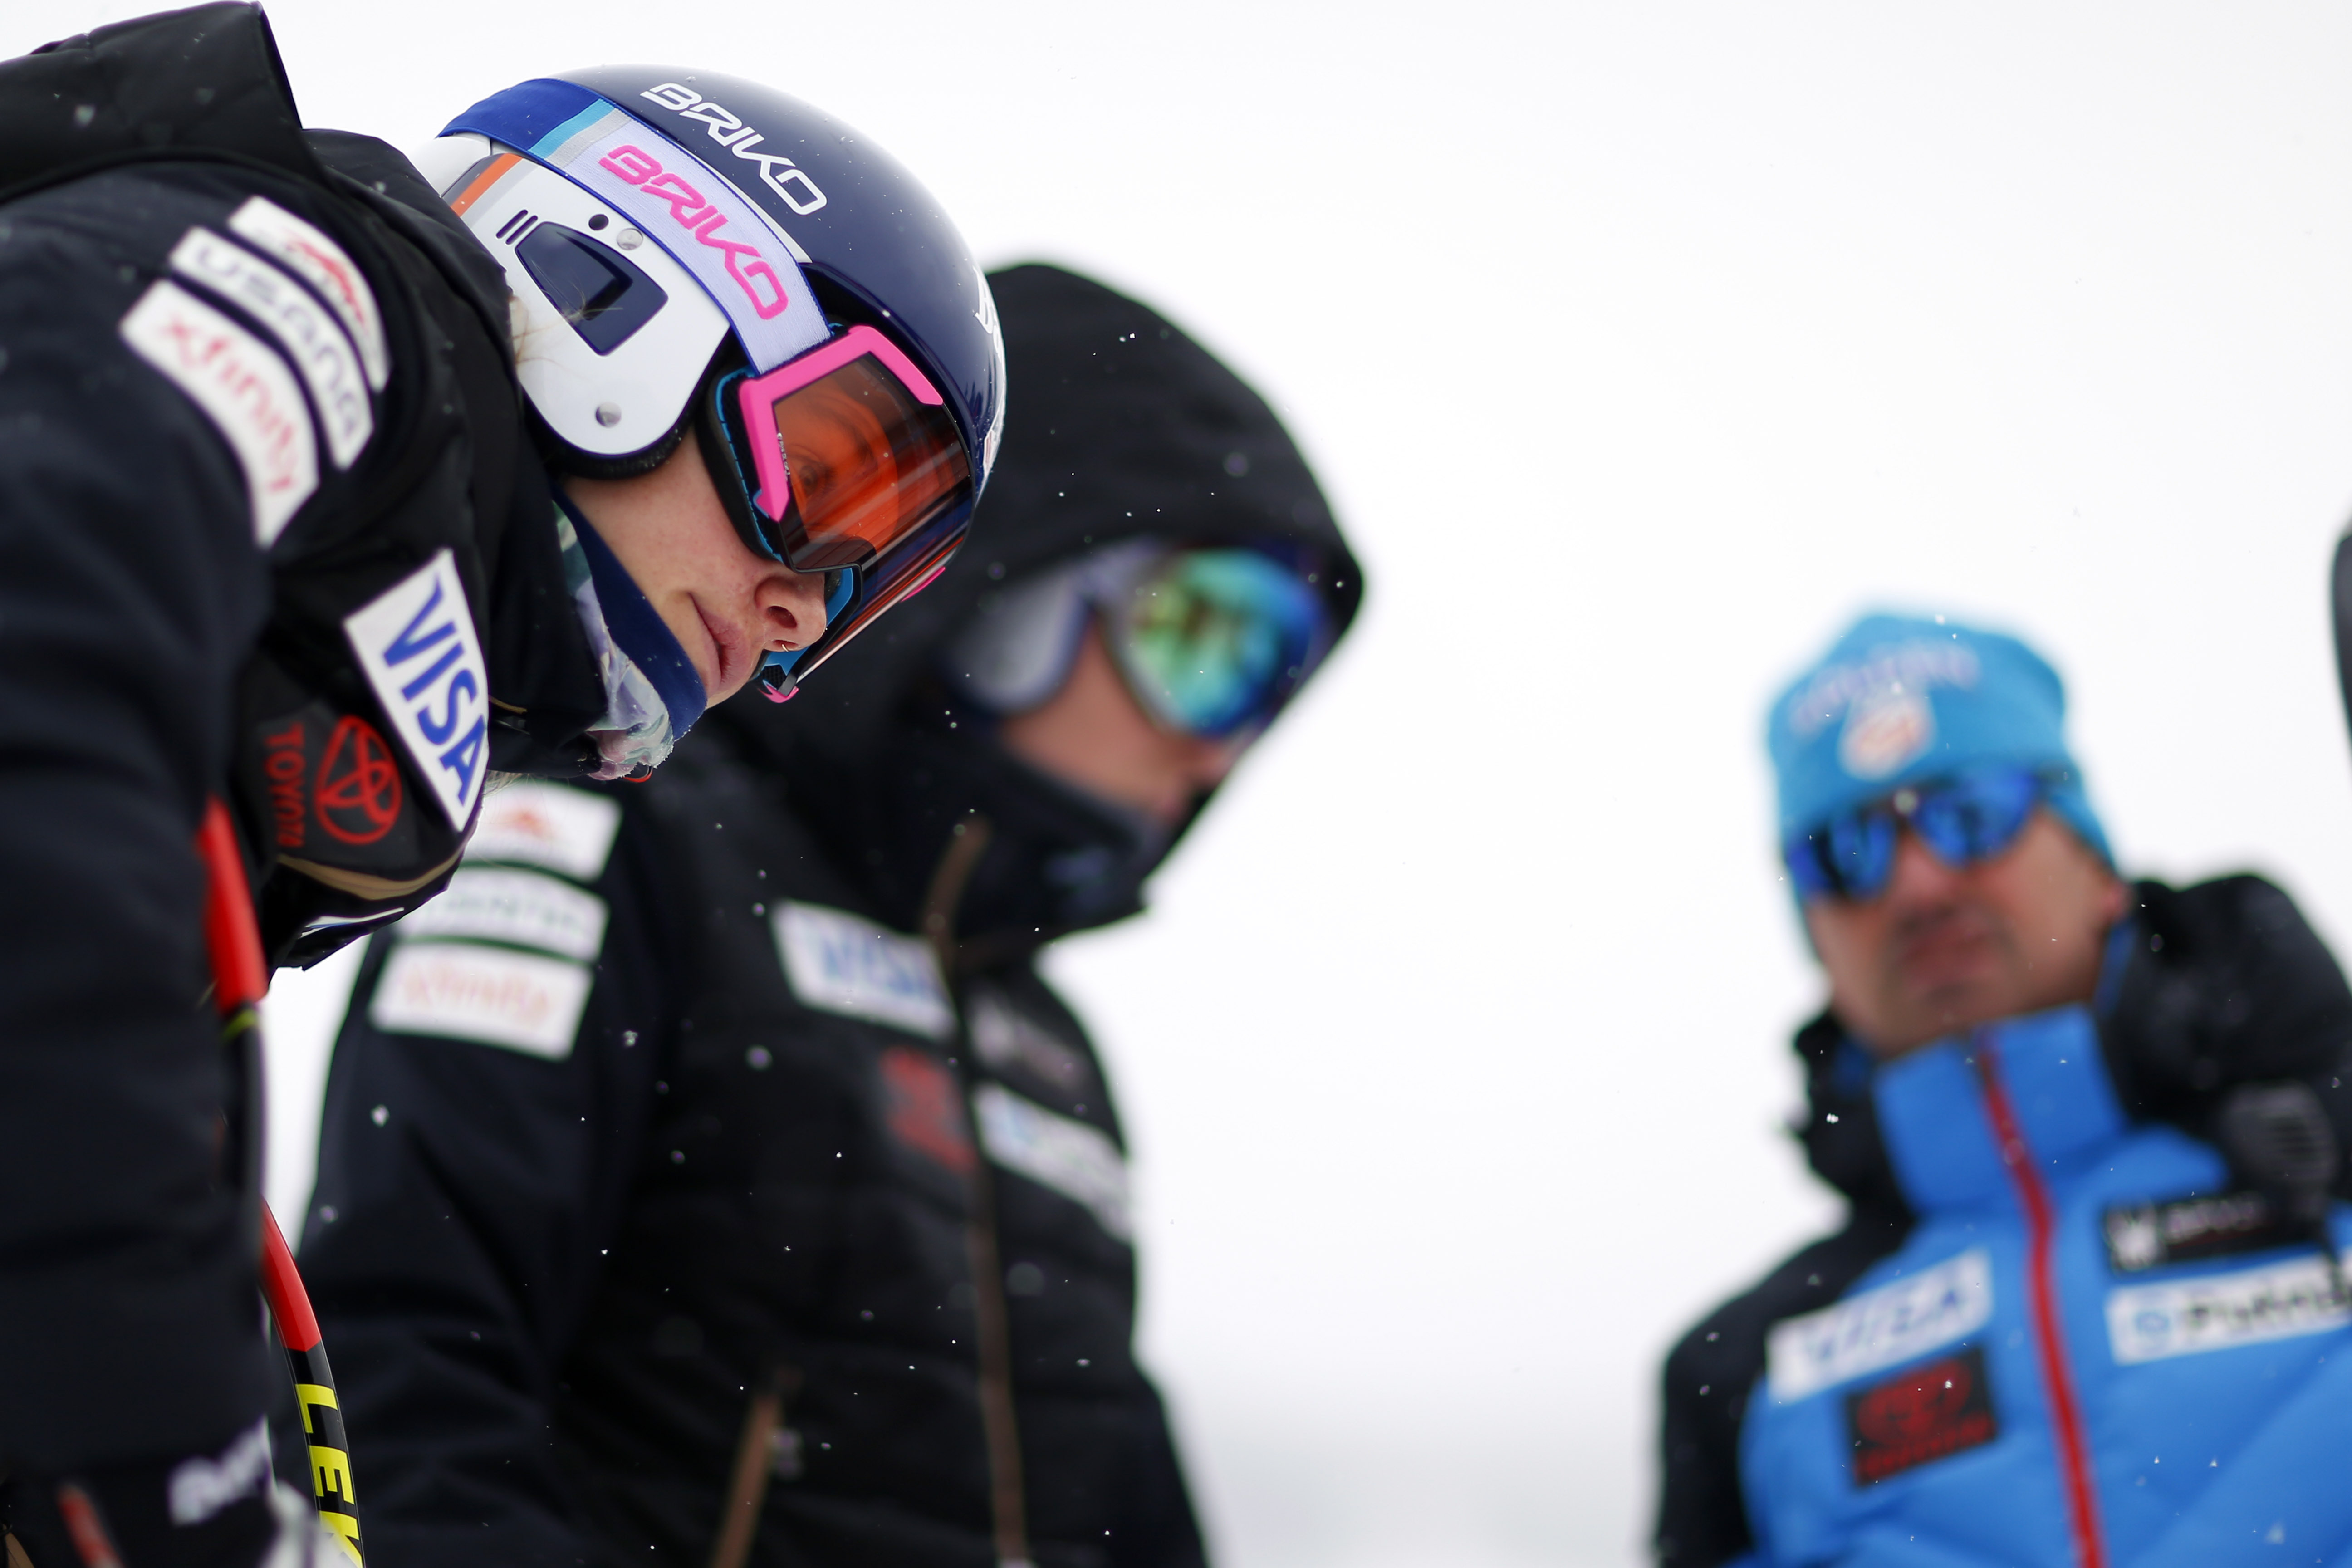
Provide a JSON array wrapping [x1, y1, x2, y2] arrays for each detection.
[[1114, 549, 1326, 737]]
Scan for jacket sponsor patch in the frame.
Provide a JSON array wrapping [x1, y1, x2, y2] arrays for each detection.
[[369, 941, 591, 1058], [1845, 1345, 1998, 1485], [2104, 1191, 2301, 1274], [397, 867, 608, 961], [226, 196, 388, 388], [465, 782, 622, 882], [773, 901, 952, 1041], [118, 279, 317, 545], [880, 1046, 975, 1174], [168, 227, 371, 467], [2106, 1254, 2351, 1364], [967, 988, 1092, 1093], [1768, 1250, 1994, 1401], [972, 1083, 1131, 1241], [167, 1419, 271, 1526], [343, 551, 490, 831]]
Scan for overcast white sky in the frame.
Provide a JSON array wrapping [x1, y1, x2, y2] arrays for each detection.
[[27, 2, 2352, 1563]]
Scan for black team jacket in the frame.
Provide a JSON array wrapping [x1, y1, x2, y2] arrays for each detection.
[[0, 5, 599, 1551], [299, 265, 1366, 1567]]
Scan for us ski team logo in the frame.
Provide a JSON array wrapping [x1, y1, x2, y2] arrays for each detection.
[[343, 551, 490, 830]]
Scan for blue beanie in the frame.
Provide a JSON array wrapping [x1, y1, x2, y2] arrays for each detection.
[[1767, 613, 2112, 866]]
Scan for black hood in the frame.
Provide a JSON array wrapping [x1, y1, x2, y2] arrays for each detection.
[[710, 263, 1365, 963]]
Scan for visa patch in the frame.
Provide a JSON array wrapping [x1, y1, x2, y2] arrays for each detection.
[[169, 227, 372, 467], [369, 941, 591, 1058], [2107, 1254, 2351, 1364], [465, 782, 622, 882], [972, 1083, 1131, 1241], [397, 866, 608, 961], [1845, 1345, 1998, 1485], [1768, 1250, 1994, 1401], [119, 279, 317, 545], [773, 901, 952, 1040], [225, 197, 388, 388], [343, 551, 490, 831]]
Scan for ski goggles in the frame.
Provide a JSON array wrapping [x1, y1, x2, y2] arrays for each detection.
[[698, 325, 975, 696], [1102, 547, 1332, 740], [1783, 764, 2056, 902]]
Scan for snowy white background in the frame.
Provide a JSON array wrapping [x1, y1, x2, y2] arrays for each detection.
[[25, 2, 2352, 1563]]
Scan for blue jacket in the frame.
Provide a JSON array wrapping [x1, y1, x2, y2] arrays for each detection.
[[1657, 876, 2352, 1568]]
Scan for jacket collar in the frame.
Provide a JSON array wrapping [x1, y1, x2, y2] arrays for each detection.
[[1872, 1006, 2131, 1214]]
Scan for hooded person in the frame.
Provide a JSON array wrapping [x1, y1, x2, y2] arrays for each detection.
[[0, 8, 1001, 1564], [1655, 613, 2352, 1568], [296, 263, 1364, 1567]]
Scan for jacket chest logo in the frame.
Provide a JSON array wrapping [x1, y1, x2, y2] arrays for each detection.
[[2106, 1254, 2351, 1364], [1845, 1344, 1999, 1485], [2103, 1191, 2300, 1274], [772, 901, 953, 1041], [343, 550, 491, 831], [1767, 1250, 1993, 1401]]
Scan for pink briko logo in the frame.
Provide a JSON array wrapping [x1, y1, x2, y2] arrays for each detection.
[[597, 145, 790, 320]]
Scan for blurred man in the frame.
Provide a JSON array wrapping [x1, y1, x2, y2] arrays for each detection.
[[296, 264, 1363, 1566], [1656, 613, 2352, 1568]]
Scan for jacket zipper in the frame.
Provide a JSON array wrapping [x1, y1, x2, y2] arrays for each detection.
[[1971, 1035, 2107, 1568], [921, 817, 1035, 1568]]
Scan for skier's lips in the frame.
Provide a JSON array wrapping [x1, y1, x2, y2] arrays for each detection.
[[690, 593, 740, 697]]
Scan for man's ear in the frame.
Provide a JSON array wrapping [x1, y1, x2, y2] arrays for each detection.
[[2097, 870, 2131, 926]]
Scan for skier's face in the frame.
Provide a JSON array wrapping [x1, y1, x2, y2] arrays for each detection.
[[999, 620, 1248, 825], [1804, 810, 2125, 1058], [561, 426, 831, 704]]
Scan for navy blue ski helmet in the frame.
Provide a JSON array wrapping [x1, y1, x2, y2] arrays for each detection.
[[426, 69, 1004, 694]]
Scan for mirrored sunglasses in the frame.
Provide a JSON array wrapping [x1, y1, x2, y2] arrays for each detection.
[[1784, 765, 2053, 902]]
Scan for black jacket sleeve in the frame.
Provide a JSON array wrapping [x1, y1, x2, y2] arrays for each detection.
[[0, 176, 278, 1475], [295, 801, 681, 1567]]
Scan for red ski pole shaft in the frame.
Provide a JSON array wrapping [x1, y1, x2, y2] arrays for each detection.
[[195, 799, 366, 1565]]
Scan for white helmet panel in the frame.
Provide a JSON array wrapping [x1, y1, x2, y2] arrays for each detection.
[[421, 133, 727, 460]]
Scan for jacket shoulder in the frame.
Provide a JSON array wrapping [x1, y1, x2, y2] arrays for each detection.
[[1656, 1208, 1909, 1568]]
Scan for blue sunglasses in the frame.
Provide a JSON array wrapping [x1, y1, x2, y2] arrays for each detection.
[[1784, 766, 2058, 902]]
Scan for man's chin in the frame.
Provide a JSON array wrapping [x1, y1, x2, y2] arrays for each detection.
[[1902, 978, 2018, 1042]]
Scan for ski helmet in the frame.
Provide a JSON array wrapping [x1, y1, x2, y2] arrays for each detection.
[[417, 70, 1005, 696]]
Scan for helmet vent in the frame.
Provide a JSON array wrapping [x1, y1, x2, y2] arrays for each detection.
[[514, 223, 668, 357]]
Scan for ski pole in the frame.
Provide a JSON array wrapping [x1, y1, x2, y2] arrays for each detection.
[[194, 799, 366, 1565]]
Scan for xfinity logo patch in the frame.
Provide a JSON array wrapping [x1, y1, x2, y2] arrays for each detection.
[[773, 901, 952, 1041], [343, 551, 490, 830], [119, 279, 317, 545], [370, 941, 592, 1058], [1767, 1250, 1993, 1402]]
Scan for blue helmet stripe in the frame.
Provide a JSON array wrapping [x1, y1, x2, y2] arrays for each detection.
[[441, 77, 604, 148]]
